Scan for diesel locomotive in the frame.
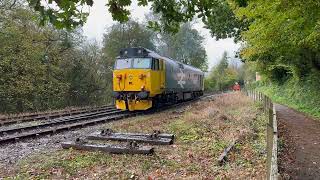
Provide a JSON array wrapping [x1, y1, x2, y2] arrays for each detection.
[[113, 47, 204, 111]]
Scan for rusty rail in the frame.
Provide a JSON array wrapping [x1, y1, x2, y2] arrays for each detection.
[[0, 94, 217, 145], [0, 105, 114, 126], [0, 112, 133, 144]]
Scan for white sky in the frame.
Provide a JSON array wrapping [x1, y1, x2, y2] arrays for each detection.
[[82, 0, 240, 69]]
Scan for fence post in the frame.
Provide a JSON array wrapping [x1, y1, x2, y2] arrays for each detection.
[[268, 104, 278, 180], [244, 91, 278, 179]]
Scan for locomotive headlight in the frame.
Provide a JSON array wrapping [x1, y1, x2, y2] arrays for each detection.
[[116, 74, 122, 79], [139, 74, 146, 79], [141, 85, 145, 90]]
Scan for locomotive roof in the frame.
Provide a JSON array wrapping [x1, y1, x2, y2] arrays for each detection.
[[118, 47, 204, 73]]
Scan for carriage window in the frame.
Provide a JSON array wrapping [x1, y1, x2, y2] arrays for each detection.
[[133, 58, 151, 69], [115, 58, 132, 69]]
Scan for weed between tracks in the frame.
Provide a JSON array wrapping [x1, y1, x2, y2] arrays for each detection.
[[6, 92, 267, 179]]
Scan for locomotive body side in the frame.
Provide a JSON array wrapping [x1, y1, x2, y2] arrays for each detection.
[[162, 57, 204, 100]]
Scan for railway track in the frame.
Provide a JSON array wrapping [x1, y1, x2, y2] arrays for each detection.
[[0, 94, 216, 145], [0, 105, 113, 126], [0, 105, 112, 121]]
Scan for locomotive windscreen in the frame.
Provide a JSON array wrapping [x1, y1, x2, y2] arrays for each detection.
[[114, 59, 131, 69], [114, 58, 151, 69]]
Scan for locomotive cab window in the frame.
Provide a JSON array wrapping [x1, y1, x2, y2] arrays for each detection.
[[132, 58, 151, 69], [114, 58, 132, 69], [152, 58, 159, 70]]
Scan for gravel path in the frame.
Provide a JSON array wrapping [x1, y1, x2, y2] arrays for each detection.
[[276, 104, 320, 180]]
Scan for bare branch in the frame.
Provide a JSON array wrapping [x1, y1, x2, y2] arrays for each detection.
[[9, 0, 17, 9]]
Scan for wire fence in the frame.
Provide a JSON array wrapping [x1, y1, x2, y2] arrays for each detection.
[[243, 90, 278, 180]]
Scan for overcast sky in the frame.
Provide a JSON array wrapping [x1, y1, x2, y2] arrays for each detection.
[[82, 0, 240, 69]]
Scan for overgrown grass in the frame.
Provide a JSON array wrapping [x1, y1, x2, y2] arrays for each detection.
[[257, 74, 320, 119], [3, 93, 267, 179]]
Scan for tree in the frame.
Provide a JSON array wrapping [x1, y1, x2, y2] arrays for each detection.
[[206, 51, 239, 91], [0, 1, 110, 113], [64, 41, 109, 106], [26, 0, 246, 40], [0, 4, 70, 112], [234, 0, 320, 82], [157, 23, 208, 71], [102, 20, 156, 67]]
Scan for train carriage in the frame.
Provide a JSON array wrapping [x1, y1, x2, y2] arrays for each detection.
[[113, 47, 204, 111]]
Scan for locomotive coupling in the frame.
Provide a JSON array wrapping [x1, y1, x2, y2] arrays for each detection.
[[112, 92, 123, 99], [136, 91, 149, 100]]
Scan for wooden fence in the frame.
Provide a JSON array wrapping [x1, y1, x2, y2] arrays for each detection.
[[244, 90, 279, 180]]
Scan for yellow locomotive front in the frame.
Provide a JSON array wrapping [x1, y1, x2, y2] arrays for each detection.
[[113, 48, 165, 111]]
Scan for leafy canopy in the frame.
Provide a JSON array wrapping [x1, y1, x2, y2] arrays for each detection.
[[26, 0, 246, 40], [234, 0, 320, 81]]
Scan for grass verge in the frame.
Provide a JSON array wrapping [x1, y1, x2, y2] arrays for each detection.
[[258, 81, 320, 119]]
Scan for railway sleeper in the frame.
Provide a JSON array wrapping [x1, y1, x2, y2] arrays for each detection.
[[99, 129, 174, 140], [86, 129, 174, 145], [61, 140, 154, 155], [87, 133, 173, 145]]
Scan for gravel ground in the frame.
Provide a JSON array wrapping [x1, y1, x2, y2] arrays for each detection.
[[0, 113, 129, 175]]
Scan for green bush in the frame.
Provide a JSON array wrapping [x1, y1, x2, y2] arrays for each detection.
[[258, 72, 320, 119]]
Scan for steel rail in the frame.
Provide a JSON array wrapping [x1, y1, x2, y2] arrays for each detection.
[[0, 113, 137, 144], [0, 94, 217, 145], [0, 105, 114, 127], [0, 105, 112, 122], [0, 108, 123, 135]]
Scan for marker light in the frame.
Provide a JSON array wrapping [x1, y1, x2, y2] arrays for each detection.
[[116, 74, 122, 79], [139, 74, 146, 79]]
